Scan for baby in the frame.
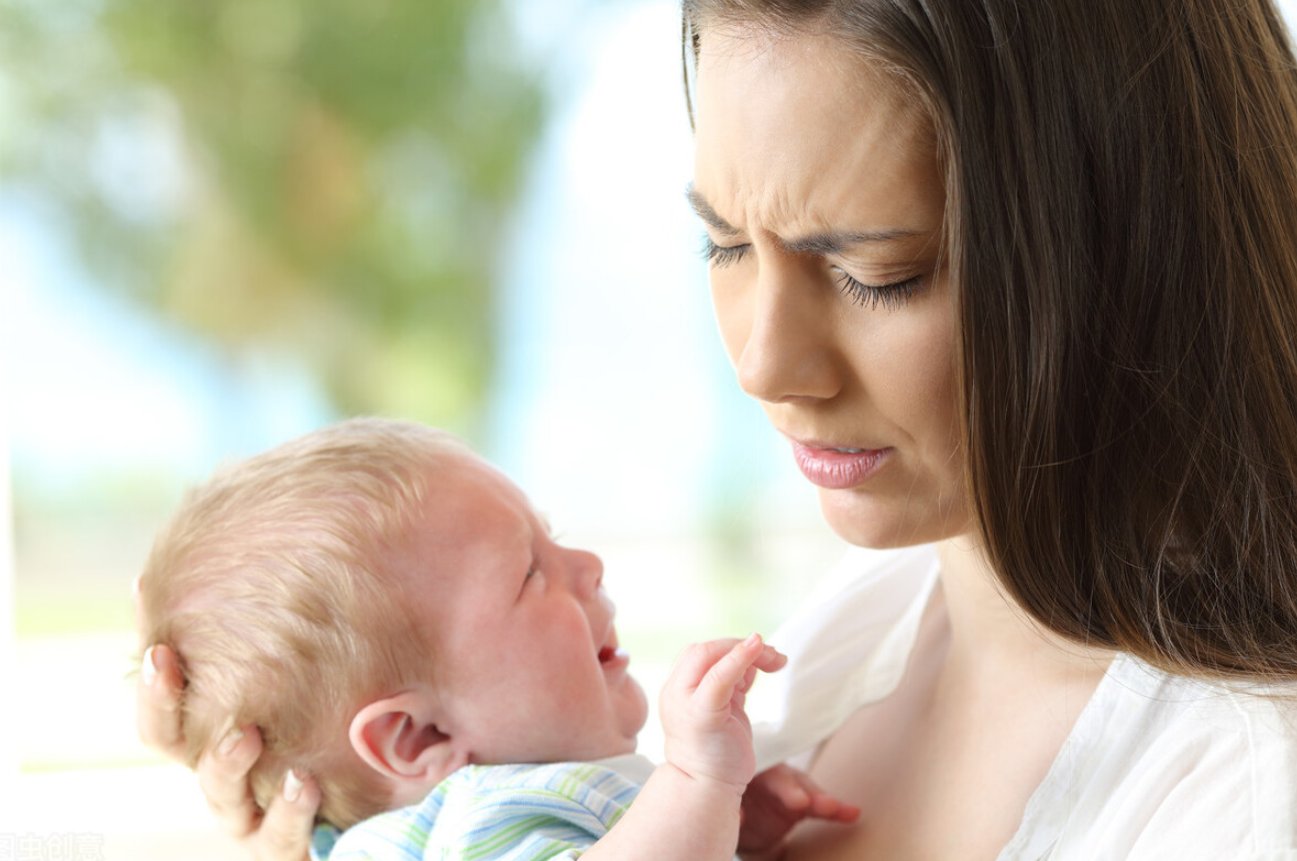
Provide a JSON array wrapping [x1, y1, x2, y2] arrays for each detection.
[[137, 418, 854, 860]]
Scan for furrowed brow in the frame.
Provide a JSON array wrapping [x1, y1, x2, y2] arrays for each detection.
[[687, 184, 921, 251], [685, 184, 741, 238], [782, 229, 921, 256]]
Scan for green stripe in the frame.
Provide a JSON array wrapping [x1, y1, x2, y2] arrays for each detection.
[[462, 814, 552, 860]]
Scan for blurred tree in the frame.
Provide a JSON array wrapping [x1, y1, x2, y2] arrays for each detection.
[[0, 0, 545, 432]]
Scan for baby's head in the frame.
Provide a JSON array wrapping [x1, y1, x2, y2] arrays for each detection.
[[138, 418, 647, 829]]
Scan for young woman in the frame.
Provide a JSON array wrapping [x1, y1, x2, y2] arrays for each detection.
[[139, 1, 1297, 857]]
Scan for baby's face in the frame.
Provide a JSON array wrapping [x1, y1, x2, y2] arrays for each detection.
[[392, 451, 648, 764]]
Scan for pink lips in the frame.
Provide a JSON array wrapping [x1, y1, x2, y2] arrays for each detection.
[[791, 441, 892, 489]]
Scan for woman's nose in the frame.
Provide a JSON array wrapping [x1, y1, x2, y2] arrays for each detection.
[[731, 258, 841, 404]]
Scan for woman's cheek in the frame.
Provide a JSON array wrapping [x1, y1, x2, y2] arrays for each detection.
[[710, 271, 752, 369]]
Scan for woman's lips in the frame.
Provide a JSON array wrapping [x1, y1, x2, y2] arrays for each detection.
[[791, 440, 892, 489]]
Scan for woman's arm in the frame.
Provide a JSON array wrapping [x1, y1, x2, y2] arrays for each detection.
[[137, 643, 322, 861]]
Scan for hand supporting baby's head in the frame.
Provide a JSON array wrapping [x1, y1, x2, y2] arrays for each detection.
[[137, 419, 469, 829]]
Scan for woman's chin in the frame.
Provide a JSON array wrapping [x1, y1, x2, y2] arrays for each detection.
[[817, 487, 968, 549]]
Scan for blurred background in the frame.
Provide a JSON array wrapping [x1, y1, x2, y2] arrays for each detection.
[[0, 0, 847, 857]]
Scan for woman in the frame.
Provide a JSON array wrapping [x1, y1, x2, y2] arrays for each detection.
[[139, 0, 1297, 857]]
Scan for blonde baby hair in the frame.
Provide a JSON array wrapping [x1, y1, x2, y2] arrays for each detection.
[[138, 417, 470, 828]]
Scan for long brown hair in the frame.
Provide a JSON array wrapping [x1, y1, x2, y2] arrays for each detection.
[[684, 0, 1297, 682]]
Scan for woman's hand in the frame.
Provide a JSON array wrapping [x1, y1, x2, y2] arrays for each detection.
[[136, 643, 321, 861]]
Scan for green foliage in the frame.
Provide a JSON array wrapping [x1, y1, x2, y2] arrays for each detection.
[[0, 0, 545, 429]]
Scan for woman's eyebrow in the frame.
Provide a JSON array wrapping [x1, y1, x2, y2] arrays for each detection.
[[781, 229, 921, 255], [686, 184, 920, 251], [685, 184, 742, 237]]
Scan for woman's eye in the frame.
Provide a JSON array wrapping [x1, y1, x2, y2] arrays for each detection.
[[700, 234, 750, 268], [700, 231, 921, 310], [834, 269, 923, 311]]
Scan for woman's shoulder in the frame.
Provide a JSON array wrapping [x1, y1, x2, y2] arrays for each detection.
[[1098, 656, 1297, 753], [1021, 656, 1297, 858], [1111, 658, 1297, 799]]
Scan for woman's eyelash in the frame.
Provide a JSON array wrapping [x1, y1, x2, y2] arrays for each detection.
[[700, 235, 749, 268], [836, 271, 922, 311], [702, 234, 921, 309]]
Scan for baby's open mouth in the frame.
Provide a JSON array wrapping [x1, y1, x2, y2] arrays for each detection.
[[597, 628, 628, 668]]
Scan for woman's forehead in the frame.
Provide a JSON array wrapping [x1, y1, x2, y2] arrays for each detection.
[[692, 26, 942, 240]]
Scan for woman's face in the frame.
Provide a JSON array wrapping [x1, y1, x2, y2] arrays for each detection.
[[691, 26, 970, 547]]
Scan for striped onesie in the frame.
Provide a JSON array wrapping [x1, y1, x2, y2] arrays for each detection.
[[311, 755, 653, 860]]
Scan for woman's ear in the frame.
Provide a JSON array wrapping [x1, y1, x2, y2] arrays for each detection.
[[349, 688, 469, 793]]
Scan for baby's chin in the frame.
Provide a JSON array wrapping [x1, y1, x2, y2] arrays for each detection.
[[624, 675, 650, 736], [593, 675, 649, 759], [552, 727, 641, 764]]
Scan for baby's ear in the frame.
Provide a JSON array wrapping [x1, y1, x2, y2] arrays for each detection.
[[349, 687, 468, 795]]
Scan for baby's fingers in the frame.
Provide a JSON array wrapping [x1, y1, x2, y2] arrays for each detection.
[[804, 790, 861, 823], [757, 764, 862, 823], [750, 641, 788, 674], [794, 769, 861, 822], [736, 644, 788, 695], [695, 634, 781, 711], [821, 798, 863, 823], [753, 763, 813, 811]]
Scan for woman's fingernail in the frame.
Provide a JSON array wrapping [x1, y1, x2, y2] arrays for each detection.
[[141, 646, 159, 687], [218, 726, 244, 756], [745, 632, 761, 647], [283, 769, 305, 802]]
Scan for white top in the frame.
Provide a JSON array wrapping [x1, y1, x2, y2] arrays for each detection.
[[750, 545, 1297, 860]]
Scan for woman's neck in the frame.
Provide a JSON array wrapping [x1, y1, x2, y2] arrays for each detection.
[[934, 534, 1113, 682]]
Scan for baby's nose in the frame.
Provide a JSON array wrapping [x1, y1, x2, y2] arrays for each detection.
[[566, 547, 604, 595]]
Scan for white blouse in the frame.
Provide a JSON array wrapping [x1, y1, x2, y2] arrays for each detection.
[[749, 545, 1297, 859]]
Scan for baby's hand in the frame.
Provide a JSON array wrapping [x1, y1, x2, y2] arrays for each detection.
[[659, 634, 786, 793], [738, 763, 860, 856]]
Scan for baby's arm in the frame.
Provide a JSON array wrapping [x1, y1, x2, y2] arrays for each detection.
[[582, 634, 782, 861]]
